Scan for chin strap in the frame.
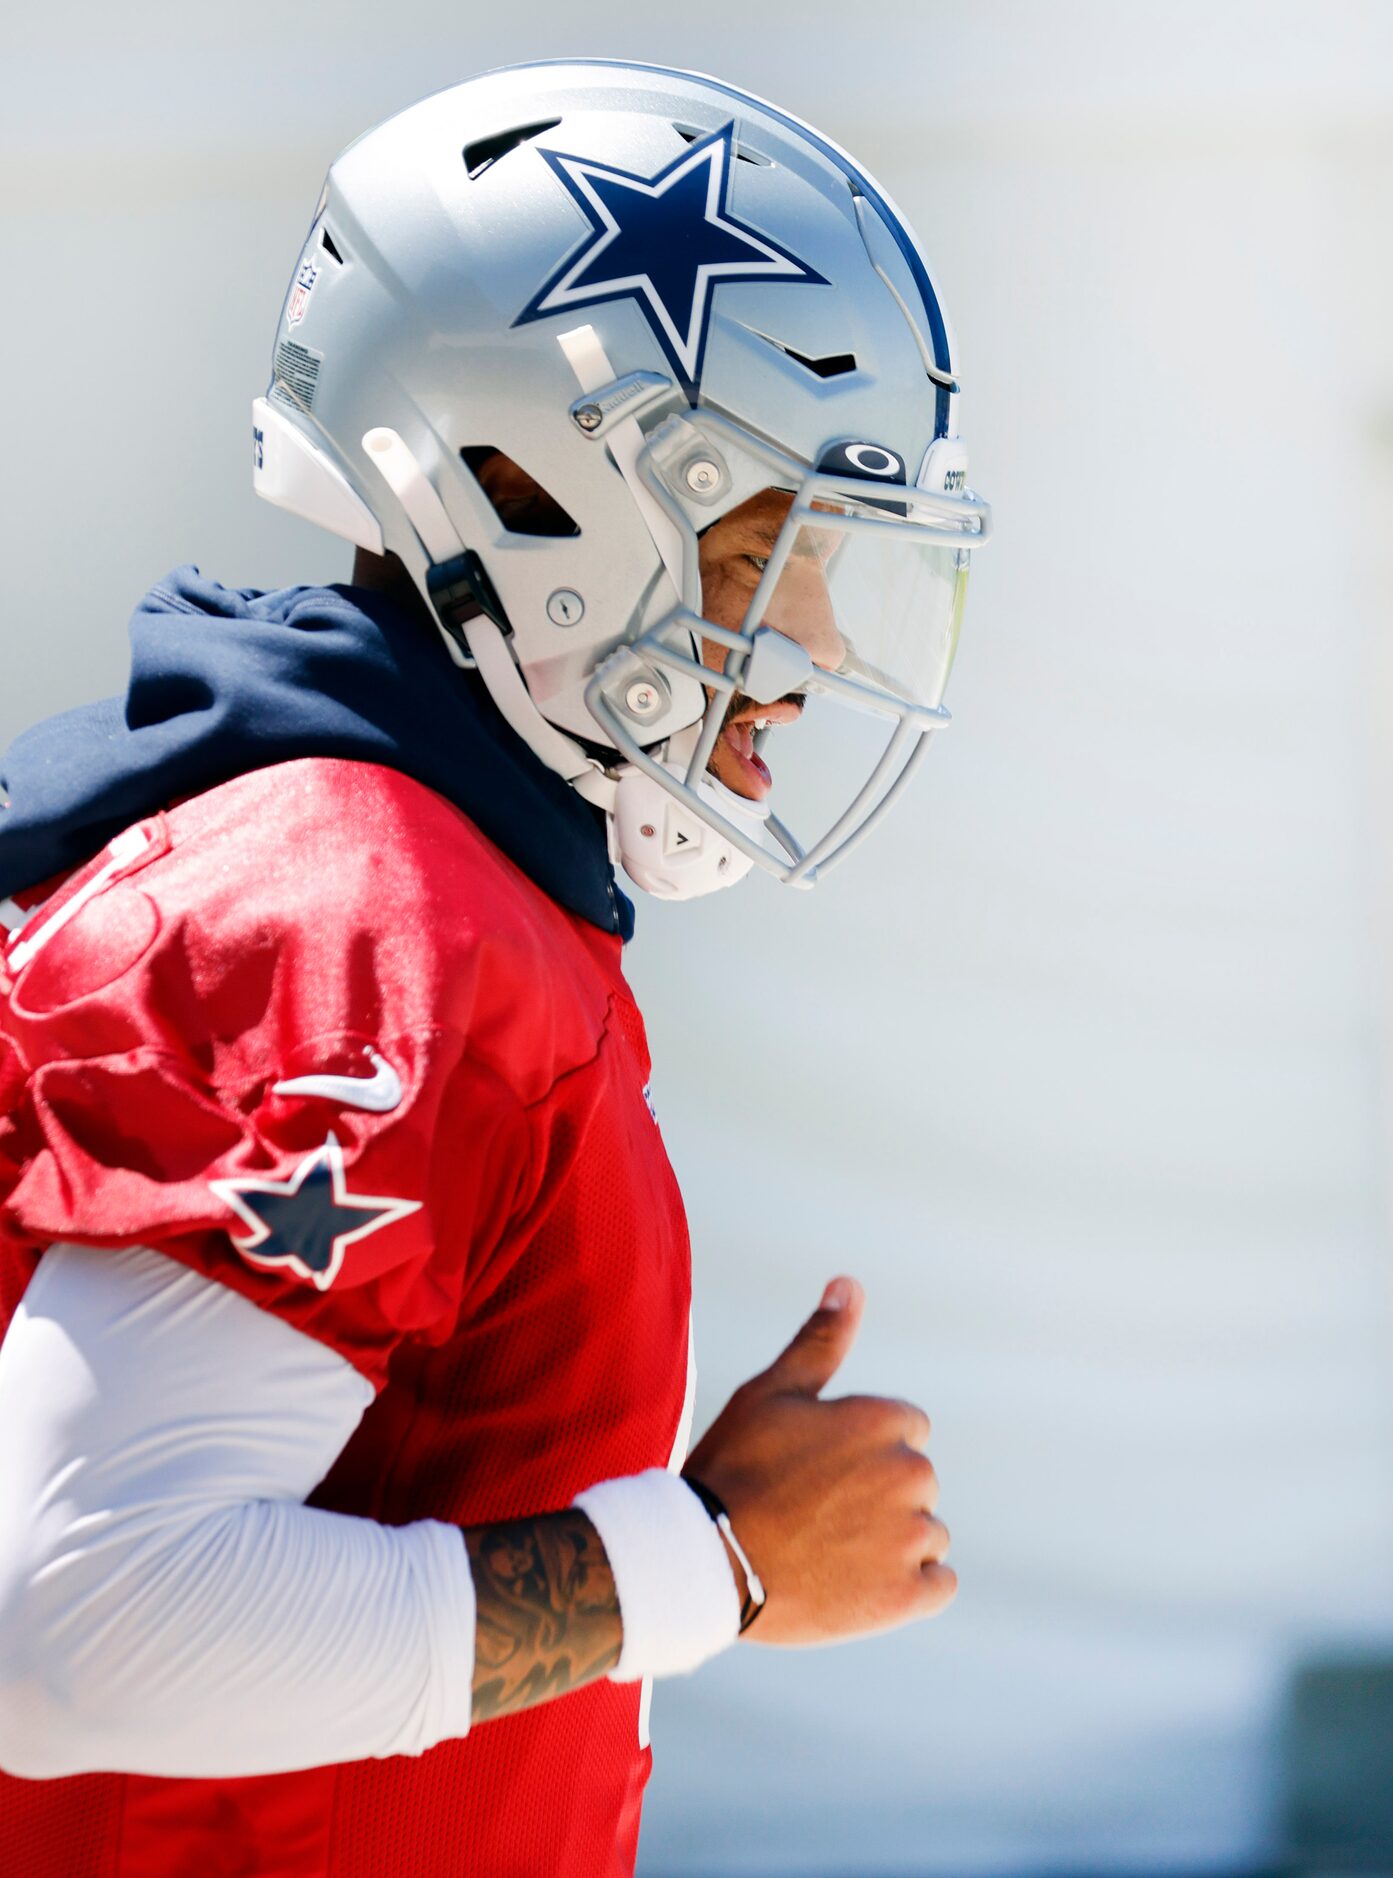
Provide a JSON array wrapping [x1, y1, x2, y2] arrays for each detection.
[[361, 424, 614, 804], [463, 614, 618, 807], [612, 749, 771, 901], [359, 418, 764, 898]]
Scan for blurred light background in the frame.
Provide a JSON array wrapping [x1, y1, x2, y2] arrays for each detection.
[[4, 3, 1392, 1872]]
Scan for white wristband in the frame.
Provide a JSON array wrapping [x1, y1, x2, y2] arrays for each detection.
[[573, 1469, 741, 1681]]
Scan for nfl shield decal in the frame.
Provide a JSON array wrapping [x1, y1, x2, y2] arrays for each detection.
[[286, 257, 320, 328]]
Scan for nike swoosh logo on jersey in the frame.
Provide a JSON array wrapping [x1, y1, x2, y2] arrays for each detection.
[[273, 1048, 404, 1114]]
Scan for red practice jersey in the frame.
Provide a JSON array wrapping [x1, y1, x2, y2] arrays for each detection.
[[0, 758, 693, 1878]]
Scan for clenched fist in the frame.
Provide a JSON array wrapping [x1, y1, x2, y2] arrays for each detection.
[[684, 1277, 954, 1645]]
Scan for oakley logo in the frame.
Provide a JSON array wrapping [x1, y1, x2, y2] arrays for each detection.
[[843, 443, 903, 477], [818, 440, 907, 484], [273, 1048, 404, 1114]]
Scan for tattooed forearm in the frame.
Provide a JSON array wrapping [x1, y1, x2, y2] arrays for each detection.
[[465, 1509, 622, 1724]]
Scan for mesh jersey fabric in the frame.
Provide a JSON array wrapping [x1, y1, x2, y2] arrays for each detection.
[[0, 758, 692, 1877]]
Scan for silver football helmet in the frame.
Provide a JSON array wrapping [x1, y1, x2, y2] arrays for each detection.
[[252, 60, 991, 899]]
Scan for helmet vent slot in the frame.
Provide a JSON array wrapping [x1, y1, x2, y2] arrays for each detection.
[[672, 124, 771, 167], [748, 329, 858, 379], [463, 119, 562, 180], [460, 448, 580, 538], [319, 227, 344, 264]]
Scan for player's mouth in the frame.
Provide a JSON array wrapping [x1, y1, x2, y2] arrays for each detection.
[[713, 697, 804, 802]]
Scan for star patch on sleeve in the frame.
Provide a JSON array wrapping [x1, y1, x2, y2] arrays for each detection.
[[209, 1132, 421, 1291], [514, 121, 826, 400]]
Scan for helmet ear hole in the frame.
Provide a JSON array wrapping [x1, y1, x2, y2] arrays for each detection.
[[459, 447, 580, 538]]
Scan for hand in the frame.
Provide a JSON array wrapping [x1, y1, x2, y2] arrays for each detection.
[[683, 1277, 955, 1646]]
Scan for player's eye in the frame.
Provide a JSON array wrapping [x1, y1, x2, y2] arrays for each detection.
[[744, 554, 770, 574]]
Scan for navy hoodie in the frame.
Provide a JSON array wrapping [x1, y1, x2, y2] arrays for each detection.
[[0, 568, 632, 940]]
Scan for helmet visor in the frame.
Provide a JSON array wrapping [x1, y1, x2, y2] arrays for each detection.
[[600, 439, 989, 889], [752, 495, 972, 719]]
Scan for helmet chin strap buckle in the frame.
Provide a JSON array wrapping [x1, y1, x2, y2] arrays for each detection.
[[426, 550, 508, 662], [363, 423, 604, 790]]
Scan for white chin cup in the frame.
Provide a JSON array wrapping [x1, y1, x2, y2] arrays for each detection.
[[613, 764, 770, 901]]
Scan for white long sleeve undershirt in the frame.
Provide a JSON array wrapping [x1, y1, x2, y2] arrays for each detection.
[[0, 1242, 740, 1783], [0, 1244, 477, 1780]]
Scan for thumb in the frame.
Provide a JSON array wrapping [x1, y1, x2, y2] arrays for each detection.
[[756, 1277, 864, 1398]]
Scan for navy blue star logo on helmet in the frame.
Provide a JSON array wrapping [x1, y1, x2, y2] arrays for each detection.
[[210, 1133, 421, 1291], [515, 123, 827, 401]]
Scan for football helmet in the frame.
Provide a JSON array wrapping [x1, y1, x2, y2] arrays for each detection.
[[252, 60, 991, 898]]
